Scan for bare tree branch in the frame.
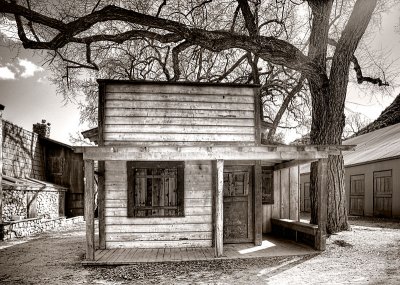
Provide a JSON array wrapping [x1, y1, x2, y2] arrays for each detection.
[[230, 5, 240, 33], [156, 0, 167, 17], [266, 76, 305, 142], [172, 41, 192, 81], [185, 0, 213, 17], [237, 0, 258, 37], [214, 53, 247, 82], [91, 0, 102, 13], [328, 38, 389, 87]]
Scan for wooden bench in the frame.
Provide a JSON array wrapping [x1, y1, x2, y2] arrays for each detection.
[[271, 218, 319, 249]]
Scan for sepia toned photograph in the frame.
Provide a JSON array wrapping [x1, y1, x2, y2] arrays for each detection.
[[0, 1, 399, 284]]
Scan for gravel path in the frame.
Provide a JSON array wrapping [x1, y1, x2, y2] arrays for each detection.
[[0, 217, 399, 284]]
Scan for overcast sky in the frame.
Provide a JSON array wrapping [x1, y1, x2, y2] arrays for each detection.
[[0, 3, 399, 144]]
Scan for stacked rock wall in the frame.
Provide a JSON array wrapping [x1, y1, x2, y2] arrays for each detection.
[[2, 120, 45, 180], [2, 186, 66, 222], [0, 216, 84, 240]]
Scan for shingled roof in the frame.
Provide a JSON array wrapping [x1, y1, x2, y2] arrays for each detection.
[[354, 93, 400, 136]]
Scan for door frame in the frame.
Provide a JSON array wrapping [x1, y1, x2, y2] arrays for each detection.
[[222, 165, 254, 243]]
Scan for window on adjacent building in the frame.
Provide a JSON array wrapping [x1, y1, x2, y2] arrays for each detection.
[[262, 168, 274, 204], [127, 161, 184, 217]]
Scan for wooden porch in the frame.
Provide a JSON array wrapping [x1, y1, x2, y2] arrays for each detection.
[[82, 234, 317, 266], [77, 144, 355, 263]]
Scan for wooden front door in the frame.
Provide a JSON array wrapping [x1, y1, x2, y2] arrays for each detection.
[[223, 166, 253, 243], [349, 175, 365, 216], [374, 170, 392, 217]]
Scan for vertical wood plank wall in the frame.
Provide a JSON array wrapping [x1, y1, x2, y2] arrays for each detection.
[[104, 160, 213, 248], [300, 159, 400, 219], [262, 166, 300, 233], [102, 84, 257, 145]]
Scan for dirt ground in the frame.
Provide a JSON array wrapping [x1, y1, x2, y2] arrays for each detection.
[[0, 217, 399, 285]]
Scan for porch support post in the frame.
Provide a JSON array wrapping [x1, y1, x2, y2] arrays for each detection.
[[97, 82, 106, 250], [316, 158, 328, 250], [214, 159, 224, 257], [84, 159, 95, 260], [98, 161, 105, 249], [0, 104, 4, 225], [254, 161, 262, 245]]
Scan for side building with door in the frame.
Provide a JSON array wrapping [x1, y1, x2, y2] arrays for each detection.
[[0, 117, 85, 240], [78, 80, 349, 262], [300, 123, 400, 218]]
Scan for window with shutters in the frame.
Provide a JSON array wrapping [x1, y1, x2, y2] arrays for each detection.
[[127, 161, 184, 217], [262, 168, 274, 204]]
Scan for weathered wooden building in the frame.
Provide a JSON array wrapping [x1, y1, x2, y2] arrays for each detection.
[[300, 123, 400, 218], [0, 112, 85, 240], [78, 80, 349, 262]]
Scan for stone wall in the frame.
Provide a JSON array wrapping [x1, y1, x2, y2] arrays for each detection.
[[0, 216, 84, 240], [2, 120, 45, 180], [2, 186, 26, 220], [2, 185, 66, 222]]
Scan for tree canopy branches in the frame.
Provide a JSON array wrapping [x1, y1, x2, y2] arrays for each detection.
[[0, 0, 396, 233]]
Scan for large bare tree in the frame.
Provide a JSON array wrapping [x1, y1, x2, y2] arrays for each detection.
[[0, 0, 391, 233]]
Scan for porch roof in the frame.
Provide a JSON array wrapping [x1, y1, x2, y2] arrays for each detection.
[[74, 144, 354, 167], [2, 175, 68, 191]]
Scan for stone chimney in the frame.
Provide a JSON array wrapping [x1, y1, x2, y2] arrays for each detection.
[[33, 119, 51, 138]]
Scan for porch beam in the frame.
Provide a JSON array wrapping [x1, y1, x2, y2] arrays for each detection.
[[273, 159, 317, 171], [84, 160, 95, 261], [316, 158, 328, 250], [77, 146, 340, 161], [214, 159, 224, 257]]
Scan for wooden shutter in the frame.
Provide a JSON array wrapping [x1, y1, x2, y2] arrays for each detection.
[[127, 161, 184, 217]]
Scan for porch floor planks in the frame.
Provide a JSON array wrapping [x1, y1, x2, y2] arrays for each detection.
[[82, 236, 318, 266], [162, 248, 170, 262], [170, 248, 181, 261], [94, 249, 107, 261], [133, 248, 146, 262], [108, 249, 127, 263], [116, 248, 134, 263]]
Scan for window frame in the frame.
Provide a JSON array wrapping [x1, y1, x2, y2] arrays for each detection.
[[127, 161, 185, 218], [261, 167, 274, 204]]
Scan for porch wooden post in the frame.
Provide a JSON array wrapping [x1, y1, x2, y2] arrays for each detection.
[[215, 159, 224, 257], [97, 82, 106, 249], [84, 159, 95, 260], [98, 161, 105, 249], [0, 105, 4, 225], [254, 161, 262, 245], [316, 158, 328, 250]]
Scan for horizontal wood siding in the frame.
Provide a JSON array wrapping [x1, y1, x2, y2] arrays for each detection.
[[104, 161, 213, 248], [103, 84, 256, 145]]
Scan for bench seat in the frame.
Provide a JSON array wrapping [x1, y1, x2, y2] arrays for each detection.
[[271, 218, 319, 249]]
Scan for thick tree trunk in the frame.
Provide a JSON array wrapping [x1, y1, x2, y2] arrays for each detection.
[[308, 82, 350, 233], [310, 155, 349, 233], [308, 0, 377, 234]]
